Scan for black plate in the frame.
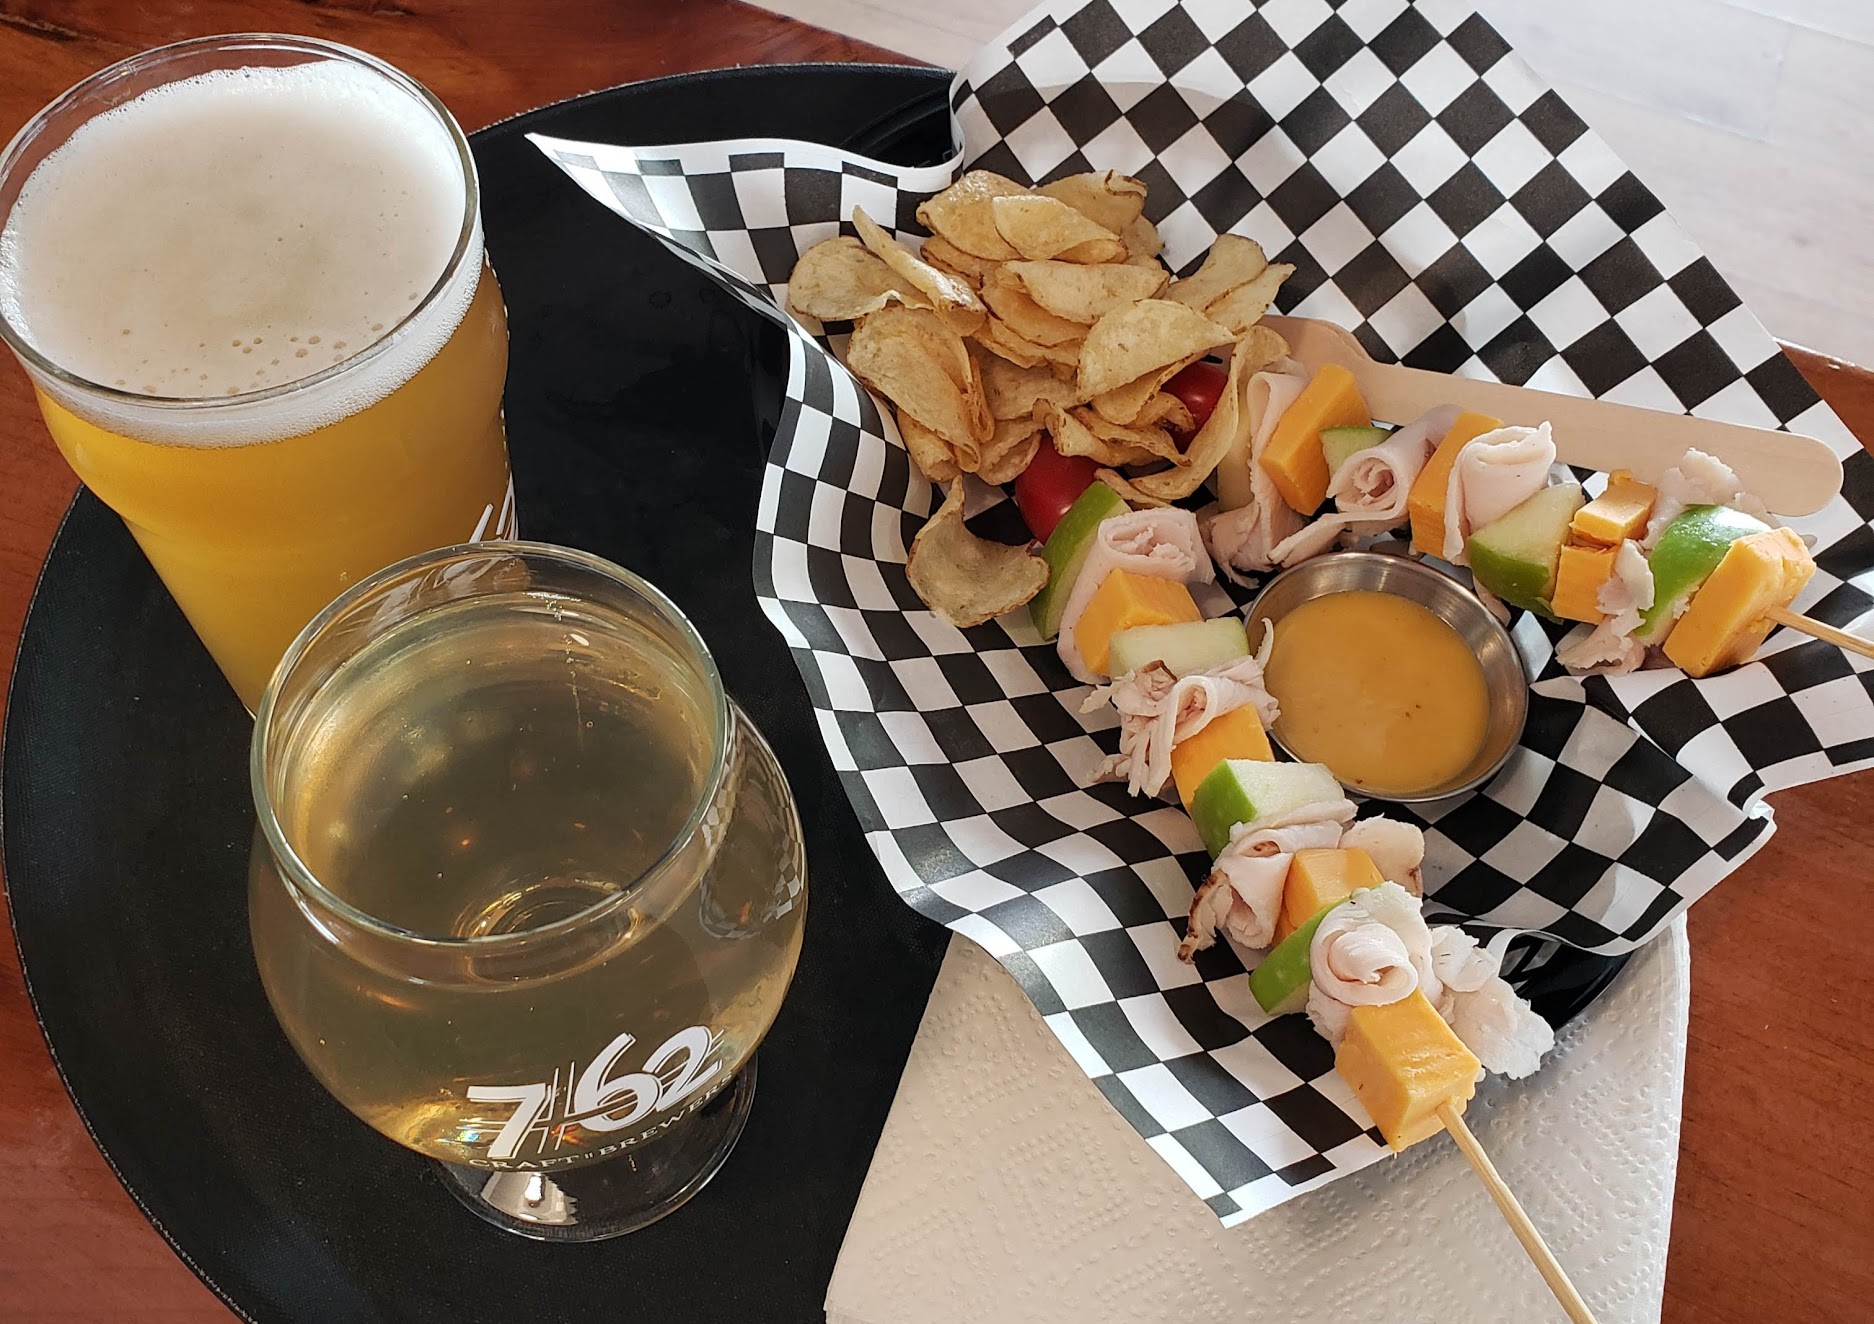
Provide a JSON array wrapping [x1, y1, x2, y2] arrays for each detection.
[[2, 63, 1619, 1323]]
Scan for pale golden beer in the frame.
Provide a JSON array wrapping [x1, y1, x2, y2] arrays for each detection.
[[249, 545, 808, 1238], [0, 37, 513, 710]]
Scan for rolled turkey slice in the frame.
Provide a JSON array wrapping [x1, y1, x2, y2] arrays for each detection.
[[1640, 447, 1772, 548], [1305, 880, 1435, 1045], [1555, 539, 1655, 675], [1177, 798, 1356, 960], [1439, 421, 1557, 566], [1328, 405, 1457, 522], [1055, 507, 1214, 684], [1201, 360, 1311, 583], [1088, 652, 1279, 798], [1256, 405, 1464, 569]]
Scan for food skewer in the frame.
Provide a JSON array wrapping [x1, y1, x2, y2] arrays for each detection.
[[792, 177, 1819, 1313], [1764, 604, 1874, 662], [1266, 315, 1842, 517], [1437, 1102, 1601, 1324]]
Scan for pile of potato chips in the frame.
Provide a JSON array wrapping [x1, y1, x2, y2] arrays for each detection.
[[787, 170, 1294, 623]]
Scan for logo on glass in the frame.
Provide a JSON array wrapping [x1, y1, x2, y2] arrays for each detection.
[[468, 1024, 726, 1167]]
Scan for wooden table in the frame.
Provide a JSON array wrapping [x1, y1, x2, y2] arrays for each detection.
[[0, 4, 1868, 1320]]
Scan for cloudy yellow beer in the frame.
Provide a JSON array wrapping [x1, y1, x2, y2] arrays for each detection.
[[0, 41, 513, 710]]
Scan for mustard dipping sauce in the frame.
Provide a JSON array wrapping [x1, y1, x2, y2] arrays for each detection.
[[1262, 590, 1491, 797]]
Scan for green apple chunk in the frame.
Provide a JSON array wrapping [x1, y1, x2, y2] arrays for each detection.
[[1028, 482, 1129, 640], [1319, 425, 1391, 476], [1108, 617, 1250, 678], [1466, 482, 1585, 614], [1635, 504, 1772, 644], [1190, 759, 1342, 857], [1249, 902, 1343, 1016]]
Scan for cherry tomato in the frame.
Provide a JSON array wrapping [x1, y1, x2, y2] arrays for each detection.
[[1162, 360, 1229, 449], [1014, 442, 1101, 542]]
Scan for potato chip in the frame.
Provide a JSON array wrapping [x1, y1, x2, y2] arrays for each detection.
[[1055, 235, 1129, 265], [786, 236, 924, 322], [974, 315, 1080, 370], [1121, 328, 1286, 502], [1166, 234, 1270, 312], [851, 207, 986, 337], [1204, 263, 1294, 335], [1002, 259, 1167, 324], [1033, 339, 1083, 370], [1041, 402, 1178, 468], [1132, 392, 1195, 434], [1121, 216, 1163, 260], [981, 355, 1083, 420], [1038, 170, 1148, 235], [982, 270, 1089, 347], [977, 417, 1045, 484], [848, 305, 981, 448], [916, 170, 1027, 261], [1077, 298, 1234, 397], [971, 314, 1047, 368], [919, 234, 1001, 287], [1231, 324, 1290, 376], [1122, 346, 1248, 503], [991, 195, 1125, 263], [897, 413, 960, 483], [1089, 355, 1201, 425], [1072, 407, 1183, 461], [1094, 468, 1171, 508], [964, 343, 995, 447], [906, 481, 1049, 627]]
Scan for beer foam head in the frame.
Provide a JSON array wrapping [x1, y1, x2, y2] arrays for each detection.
[[0, 57, 479, 446]]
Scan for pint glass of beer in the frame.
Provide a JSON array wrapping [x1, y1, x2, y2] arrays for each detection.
[[0, 36, 513, 711], [249, 542, 808, 1239]]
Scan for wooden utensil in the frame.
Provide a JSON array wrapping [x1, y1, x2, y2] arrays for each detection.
[[1265, 316, 1843, 516], [1438, 1102, 1601, 1324], [1766, 604, 1874, 662]]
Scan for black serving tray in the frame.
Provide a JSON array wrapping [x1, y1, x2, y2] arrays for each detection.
[[1, 63, 1619, 1322]]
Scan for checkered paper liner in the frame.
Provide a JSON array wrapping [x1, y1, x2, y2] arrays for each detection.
[[533, 0, 1874, 1225]]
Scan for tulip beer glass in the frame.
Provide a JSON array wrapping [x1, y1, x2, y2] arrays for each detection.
[[249, 543, 808, 1238], [0, 36, 513, 711]]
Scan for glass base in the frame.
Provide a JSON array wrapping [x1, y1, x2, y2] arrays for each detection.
[[433, 1057, 756, 1241]]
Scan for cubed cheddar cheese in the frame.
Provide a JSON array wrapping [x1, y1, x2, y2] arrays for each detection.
[[1407, 411, 1505, 556], [1073, 570, 1201, 677], [1549, 543, 1619, 623], [1571, 470, 1658, 546], [1336, 990, 1481, 1151], [1170, 706, 1272, 813], [1273, 847, 1383, 944], [1260, 364, 1370, 515], [1663, 528, 1816, 677]]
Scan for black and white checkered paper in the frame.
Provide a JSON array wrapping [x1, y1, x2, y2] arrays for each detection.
[[534, 0, 1874, 1224]]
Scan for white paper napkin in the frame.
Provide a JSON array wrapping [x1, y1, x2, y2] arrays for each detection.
[[827, 919, 1688, 1324]]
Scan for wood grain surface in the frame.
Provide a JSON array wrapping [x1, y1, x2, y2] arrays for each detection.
[[0, 5, 1867, 1322]]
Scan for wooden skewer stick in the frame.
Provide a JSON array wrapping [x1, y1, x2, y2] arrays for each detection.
[[1265, 314, 1844, 516], [1437, 1101, 1600, 1324], [1766, 604, 1874, 663]]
